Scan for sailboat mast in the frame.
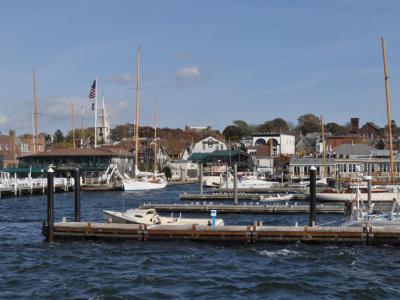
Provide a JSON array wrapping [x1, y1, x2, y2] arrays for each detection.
[[321, 115, 326, 177], [135, 47, 141, 173], [33, 70, 39, 154], [81, 105, 84, 148], [71, 103, 76, 149], [381, 36, 395, 183], [153, 105, 158, 176]]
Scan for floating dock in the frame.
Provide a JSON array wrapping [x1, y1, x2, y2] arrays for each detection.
[[210, 187, 308, 193], [140, 203, 345, 214], [45, 221, 400, 245], [180, 192, 307, 201]]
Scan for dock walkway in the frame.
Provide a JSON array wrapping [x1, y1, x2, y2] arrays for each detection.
[[140, 203, 345, 214], [48, 221, 400, 245]]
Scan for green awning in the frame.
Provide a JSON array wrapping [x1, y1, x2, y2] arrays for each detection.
[[1, 166, 46, 173]]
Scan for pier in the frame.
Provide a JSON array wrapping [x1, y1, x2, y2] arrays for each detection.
[[140, 203, 345, 214], [180, 192, 307, 201], [45, 221, 400, 245], [0, 177, 74, 198]]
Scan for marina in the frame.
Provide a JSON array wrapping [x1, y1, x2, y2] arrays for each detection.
[[2, 2, 400, 298]]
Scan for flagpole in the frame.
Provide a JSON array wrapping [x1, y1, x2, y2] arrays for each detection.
[[94, 76, 98, 148]]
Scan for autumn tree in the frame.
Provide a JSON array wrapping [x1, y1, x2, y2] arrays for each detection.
[[297, 114, 321, 135]]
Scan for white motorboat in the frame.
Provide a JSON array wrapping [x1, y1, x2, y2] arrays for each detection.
[[316, 187, 397, 202], [203, 176, 221, 188], [103, 208, 224, 226], [220, 173, 278, 189], [260, 194, 293, 202]]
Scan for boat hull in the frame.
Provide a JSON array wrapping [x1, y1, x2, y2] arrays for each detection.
[[316, 192, 397, 202], [123, 179, 167, 191]]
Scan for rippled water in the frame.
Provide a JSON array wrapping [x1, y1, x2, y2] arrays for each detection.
[[1, 184, 400, 299]]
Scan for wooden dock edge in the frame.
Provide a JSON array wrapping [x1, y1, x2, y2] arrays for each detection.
[[45, 222, 400, 245]]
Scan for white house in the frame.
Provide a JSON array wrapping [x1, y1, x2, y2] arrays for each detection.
[[251, 133, 295, 156], [165, 160, 199, 181], [192, 136, 227, 154]]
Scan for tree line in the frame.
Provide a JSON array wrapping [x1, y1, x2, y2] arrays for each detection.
[[222, 114, 351, 141]]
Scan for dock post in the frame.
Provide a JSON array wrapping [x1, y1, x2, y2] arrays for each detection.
[[199, 163, 203, 195], [364, 175, 372, 213], [226, 163, 229, 187], [74, 168, 81, 222], [233, 163, 238, 205], [14, 173, 17, 197], [46, 167, 55, 243], [309, 166, 316, 226]]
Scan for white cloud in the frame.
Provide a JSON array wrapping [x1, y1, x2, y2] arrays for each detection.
[[0, 113, 8, 125], [176, 66, 201, 80], [109, 73, 133, 84], [43, 96, 88, 118]]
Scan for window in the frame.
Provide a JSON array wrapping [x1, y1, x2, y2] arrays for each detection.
[[343, 164, 347, 172], [304, 166, 308, 176]]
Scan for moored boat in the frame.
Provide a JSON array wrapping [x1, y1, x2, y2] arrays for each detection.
[[317, 187, 397, 202], [103, 208, 224, 226]]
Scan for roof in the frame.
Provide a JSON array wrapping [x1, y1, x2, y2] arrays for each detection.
[[290, 157, 335, 165], [19, 147, 131, 159], [188, 150, 246, 162], [333, 143, 373, 156]]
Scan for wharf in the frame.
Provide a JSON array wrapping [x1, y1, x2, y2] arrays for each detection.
[[210, 187, 308, 193], [47, 221, 400, 245], [180, 192, 307, 201], [0, 181, 73, 198], [140, 203, 345, 214]]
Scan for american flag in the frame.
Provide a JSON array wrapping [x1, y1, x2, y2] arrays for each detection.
[[89, 80, 96, 110]]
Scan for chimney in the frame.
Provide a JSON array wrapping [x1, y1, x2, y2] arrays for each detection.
[[350, 118, 359, 134], [9, 129, 17, 161]]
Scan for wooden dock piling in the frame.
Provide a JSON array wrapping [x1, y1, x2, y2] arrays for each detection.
[[74, 168, 81, 222], [46, 167, 54, 243]]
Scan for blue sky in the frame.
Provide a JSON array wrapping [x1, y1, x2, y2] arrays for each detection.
[[1, 1, 400, 134]]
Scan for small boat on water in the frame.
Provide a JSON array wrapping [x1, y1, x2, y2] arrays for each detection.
[[316, 187, 397, 202], [122, 173, 168, 191], [260, 194, 293, 202], [103, 208, 224, 226], [220, 172, 278, 189]]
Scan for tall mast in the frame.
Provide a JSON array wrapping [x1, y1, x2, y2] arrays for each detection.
[[321, 115, 326, 177], [81, 105, 84, 148], [33, 70, 39, 154], [153, 104, 158, 176], [94, 76, 98, 148], [71, 103, 76, 149], [381, 36, 395, 183], [135, 47, 141, 174]]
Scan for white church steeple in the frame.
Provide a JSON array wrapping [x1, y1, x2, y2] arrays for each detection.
[[97, 94, 111, 144]]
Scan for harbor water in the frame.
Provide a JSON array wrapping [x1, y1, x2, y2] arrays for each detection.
[[1, 184, 400, 299]]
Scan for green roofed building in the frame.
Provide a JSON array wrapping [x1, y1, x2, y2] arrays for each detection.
[[188, 150, 251, 171], [15, 147, 133, 178]]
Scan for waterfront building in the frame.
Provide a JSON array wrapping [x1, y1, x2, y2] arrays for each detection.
[[188, 149, 251, 171], [289, 143, 400, 180], [18, 147, 132, 178], [251, 133, 295, 156], [164, 160, 199, 181], [192, 136, 227, 153], [0, 130, 45, 168]]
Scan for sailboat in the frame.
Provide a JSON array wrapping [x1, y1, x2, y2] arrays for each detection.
[[122, 47, 167, 191], [340, 36, 400, 227]]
